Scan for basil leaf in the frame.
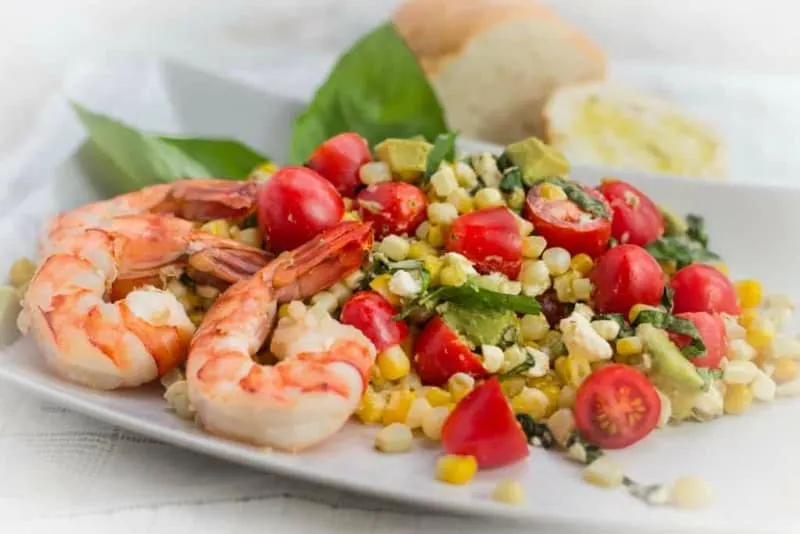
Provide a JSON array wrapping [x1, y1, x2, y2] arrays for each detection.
[[73, 103, 269, 196], [686, 214, 709, 248], [516, 414, 556, 449], [360, 254, 427, 290], [396, 279, 540, 319], [697, 368, 723, 390], [633, 309, 707, 358], [424, 132, 458, 180], [661, 286, 675, 313], [593, 313, 634, 338], [499, 167, 524, 193], [540, 177, 611, 219], [645, 236, 720, 269], [500, 347, 541, 378], [289, 23, 447, 164]]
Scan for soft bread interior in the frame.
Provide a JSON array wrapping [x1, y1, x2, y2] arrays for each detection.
[[429, 19, 605, 145], [544, 82, 727, 179]]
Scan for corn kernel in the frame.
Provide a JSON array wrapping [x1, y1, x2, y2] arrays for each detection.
[[510, 387, 550, 418], [723, 383, 753, 415], [236, 227, 262, 248], [356, 389, 387, 424], [554, 355, 592, 387], [671, 476, 714, 509], [522, 236, 547, 259], [553, 272, 577, 303], [616, 336, 643, 356], [735, 280, 762, 309], [453, 161, 478, 189], [722, 360, 758, 385], [448, 372, 475, 402], [628, 304, 657, 323], [343, 270, 365, 290], [539, 182, 568, 201], [558, 385, 576, 409], [378, 235, 410, 261], [570, 254, 594, 276], [405, 397, 432, 429], [8, 258, 36, 288], [188, 310, 205, 325], [382, 390, 415, 425], [377, 345, 411, 381], [542, 247, 571, 276], [474, 188, 505, 209], [506, 188, 526, 211], [591, 319, 621, 341], [751, 371, 776, 402], [310, 291, 338, 314], [423, 255, 443, 284], [415, 221, 430, 241], [481, 344, 505, 373], [359, 161, 392, 185], [426, 225, 445, 248], [491, 480, 525, 505], [341, 211, 361, 222], [571, 278, 593, 301], [422, 406, 450, 440], [519, 260, 550, 285], [407, 240, 434, 260], [746, 317, 775, 349], [713, 262, 730, 277], [546, 407, 576, 446], [772, 357, 799, 383], [739, 308, 758, 328], [501, 281, 522, 295], [660, 260, 677, 276], [369, 274, 401, 306], [428, 202, 459, 226], [515, 214, 534, 236], [520, 313, 550, 341], [375, 423, 413, 453], [425, 387, 452, 407], [436, 454, 478, 485], [447, 188, 474, 214], [277, 303, 291, 319], [439, 265, 467, 287], [583, 457, 624, 488], [535, 383, 561, 416], [431, 166, 459, 197], [200, 219, 230, 238]]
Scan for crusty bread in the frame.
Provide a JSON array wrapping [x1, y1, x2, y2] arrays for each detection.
[[394, 0, 606, 145], [544, 81, 727, 179]]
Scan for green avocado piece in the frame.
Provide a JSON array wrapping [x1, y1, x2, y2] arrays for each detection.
[[0, 285, 22, 346], [441, 305, 518, 349], [638, 323, 704, 392], [374, 138, 432, 179], [504, 137, 570, 185], [660, 205, 689, 236]]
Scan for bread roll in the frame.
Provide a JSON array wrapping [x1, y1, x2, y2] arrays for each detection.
[[544, 81, 727, 179], [394, 0, 606, 145]]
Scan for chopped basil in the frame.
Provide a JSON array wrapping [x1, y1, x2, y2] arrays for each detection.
[[661, 286, 675, 312], [499, 167, 524, 193], [539, 177, 611, 220], [423, 132, 458, 182], [499, 347, 539, 379], [360, 254, 430, 293], [516, 414, 556, 449], [645, 235, 720, 269], [593, 313, 635, 338], [697, 367, 723, 390], [633, 309, 707, 359], [686, 213, 709, 248]]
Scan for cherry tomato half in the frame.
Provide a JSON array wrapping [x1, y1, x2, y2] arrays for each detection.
[[590, 244, 665, 315], [669, 312, 727, 369], [307, 132, 372, 197], [524, 181, 612, 257], [446, 207, 522, 279], [257, 166, 344, 253], [356, 182, 427, 240], [670, 264, 740, 315], [574, 364, 661, 449], [413, 316, 487, 386], [441, 377, 529, 468], [597, 180, 664, 246], [340, 291, 409, 352]]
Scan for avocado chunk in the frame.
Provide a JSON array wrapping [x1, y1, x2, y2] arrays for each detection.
[[374, 138, 432, 180], [441, 305, 518, 349], [503, 137, 570, 185], [660, 205, 689, 236], [0, 285, 22, 346], [638, 323, 704, 392]]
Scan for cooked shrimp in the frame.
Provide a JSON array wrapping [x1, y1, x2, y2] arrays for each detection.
[[19, 214, 269, 390], [42, 179, 259, 256], [187, 222, 376, 450]]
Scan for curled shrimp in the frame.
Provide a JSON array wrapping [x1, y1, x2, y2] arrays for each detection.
[[186, 222, 376, 450], [20, 214, 269, 390]]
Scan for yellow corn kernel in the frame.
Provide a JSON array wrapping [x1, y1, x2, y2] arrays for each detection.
[[408, 240, 436, 260], [369, 274, 401, 307], [746, 317, 775, 349], [8, 258, 36, 288], [447, 372, 475, 402], [374, 423, 413, 453], [660, 260, 677, 276], [554, 355, 592, 388], [713, 262, 730, 277], [342, 211, 361, 222], [382, 390, 415, 425], [423, 255, 443, 284], [534, 384, 561, 416], [772, 357, 799, 383], [553, 272, 577, 303], [249, 161, 279, 181], [570, 254, 594, 276], [426, 387, 452, 407], [356, 389, 387, 424], [571, 278, 593, 301], [628, 304, 656, 323], [439, 265, 467, 287], [405, 397, 432, 429], [500, 377, 526, 399], [427, 225, 445, 248], [724, 383, 753, 415], [506, 188, 526, 211], [200, 219, 231, 238], [510, 387, 550, 418], [422, 406, 450, 440], [739, 308, 758, 328], [188, 310, 205, 325], [236, 227, 263, 248], [491, 480, 525, 505], [474, 188, 505, 209], [447, 188, 474, 214], [370, 365, 387, 389], [196, 285, 220, 301], [520, 313, 550, 341], [735, 280, 763, 309], [436, 454, 478, 485], [277, 303, 291, 319], [377, 345, 411, 381], [616, 336, 643, 356], [539, 182, 568, 201]]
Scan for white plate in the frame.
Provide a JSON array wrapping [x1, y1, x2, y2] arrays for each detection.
[[1, 60, 800, 533]]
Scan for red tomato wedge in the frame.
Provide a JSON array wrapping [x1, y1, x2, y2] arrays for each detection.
[[590, 244, 665, 315], [356, 182, 427, 240], [597, 180, 665, 246], [340, 291, 409, 352], [257, 166, 344, 253], [445, 207, 522, 279], [670, 264, 740, 315], [413, 316, 487, 386], [307, 132, 372, 197], [524, 181, 612, 257], [441, 377, 529, 468], [574, 364, 661, 449], [669, 312, 727, 369]]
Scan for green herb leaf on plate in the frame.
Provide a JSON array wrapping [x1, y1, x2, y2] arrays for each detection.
[[72, 103, 269, 195], [645, 235, 720, 269], [289, 23, 447, 164], [539, 177, 611, 219], [424, 132, 459, 181], [661, 286, 675, 312], [499, 167, 524, 193], [633, 309, 707, 358], [686, 214, 709, 248]]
